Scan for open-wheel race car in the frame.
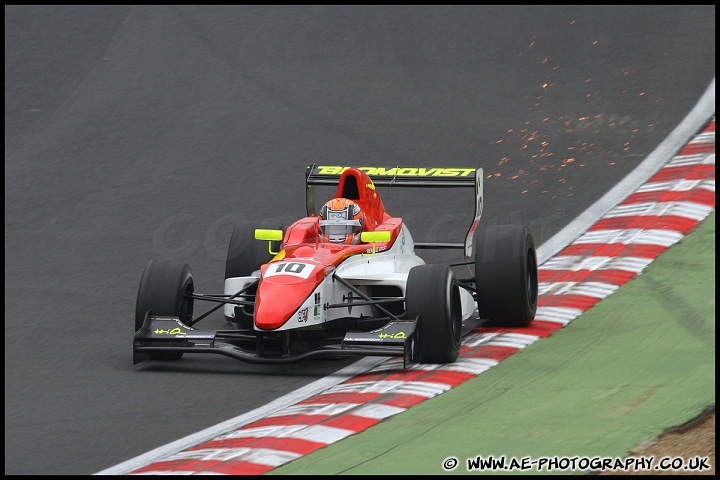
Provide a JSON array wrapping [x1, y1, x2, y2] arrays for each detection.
[[133, 165, 538, 368]]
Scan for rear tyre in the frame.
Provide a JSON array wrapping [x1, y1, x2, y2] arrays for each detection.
[[474, 225, 538, 327], [135, 258, 194, 360], [225, 221, 275, 279], [224, 221, 275, 326], [405, 264, 462, 363]]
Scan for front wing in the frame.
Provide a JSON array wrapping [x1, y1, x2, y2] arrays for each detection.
[[133, 313, 420, 368]]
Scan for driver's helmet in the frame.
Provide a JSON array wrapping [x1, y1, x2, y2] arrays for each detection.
[[318, 198, 365, 244]]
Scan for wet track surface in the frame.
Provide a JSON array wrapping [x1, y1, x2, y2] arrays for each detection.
[[4, 5, 715, 474]]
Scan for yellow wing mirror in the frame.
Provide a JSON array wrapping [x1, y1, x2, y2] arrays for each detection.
[[361, 231, 391, 256], [255, 229, 283, 255]]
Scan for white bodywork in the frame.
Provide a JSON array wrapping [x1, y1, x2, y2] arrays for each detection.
[[224, 224, 476, 331]]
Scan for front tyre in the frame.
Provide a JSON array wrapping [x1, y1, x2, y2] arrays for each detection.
[[474, 225, 538, 327], [405, 264, 462, 364], [135, 258, 194, 360]]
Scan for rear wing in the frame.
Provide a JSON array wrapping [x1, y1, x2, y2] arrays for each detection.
[[305, 165, 483, 258]]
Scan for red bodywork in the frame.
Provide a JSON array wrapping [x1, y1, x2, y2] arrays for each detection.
[[254, 168, 403, 330]]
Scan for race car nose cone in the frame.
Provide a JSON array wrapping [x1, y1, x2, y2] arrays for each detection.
[[254, 272, 319, 330]]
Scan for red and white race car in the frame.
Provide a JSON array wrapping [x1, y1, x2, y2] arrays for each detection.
[[133, 165, 538, 368]]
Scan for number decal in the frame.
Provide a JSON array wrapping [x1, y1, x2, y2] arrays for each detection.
[[275, 262, 305, 274], [265, 262, 315, 279]]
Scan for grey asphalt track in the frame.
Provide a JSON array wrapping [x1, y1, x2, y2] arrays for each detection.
[[4, 5, 715, 475]]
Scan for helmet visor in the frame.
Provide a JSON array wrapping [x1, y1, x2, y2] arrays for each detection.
[[319, 219, 362, 237]]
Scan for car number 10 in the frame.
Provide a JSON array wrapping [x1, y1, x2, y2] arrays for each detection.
[[265, 262, 315, 279]]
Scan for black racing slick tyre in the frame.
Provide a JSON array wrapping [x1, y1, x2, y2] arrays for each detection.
[[474, 225, 538, 328], [224, 221, 275, 326], [135, 258, 195, 360], [405, 264, 462, 364], [225, 221, 275, 280]]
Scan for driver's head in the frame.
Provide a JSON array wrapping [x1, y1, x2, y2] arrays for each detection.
[[318, 198, 365, 244]]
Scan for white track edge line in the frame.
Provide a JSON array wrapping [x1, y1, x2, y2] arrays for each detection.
[[537, 77, 715, 265], [94, 355, 388, 475]]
